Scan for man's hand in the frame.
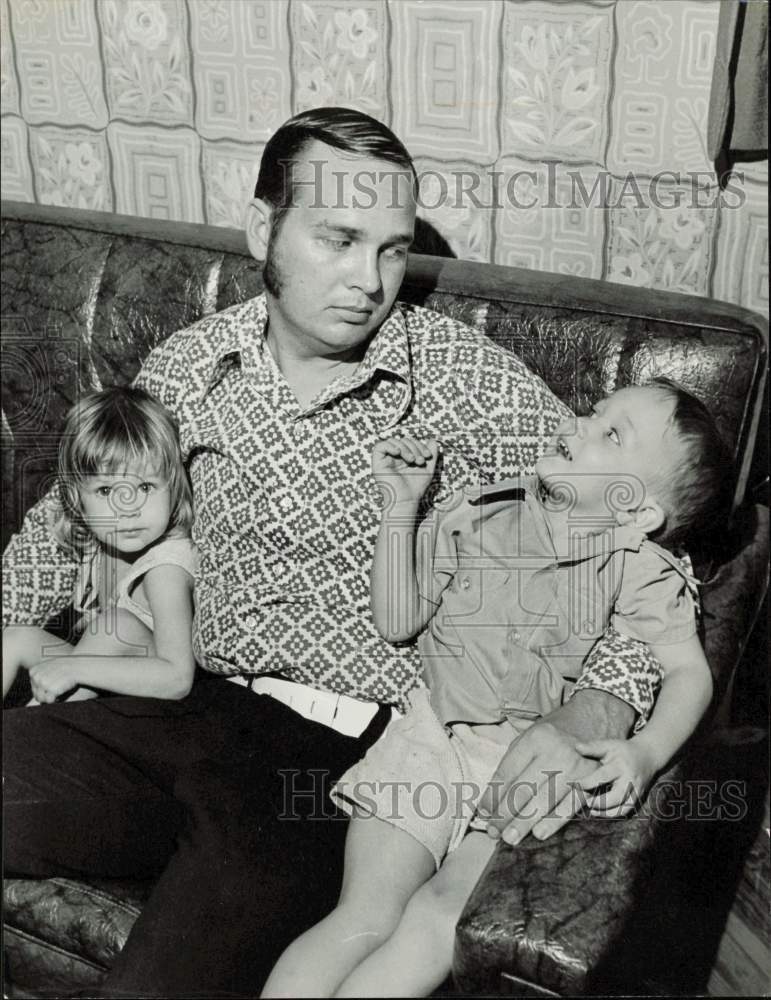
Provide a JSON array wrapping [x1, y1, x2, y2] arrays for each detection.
[[573, 737, 660, 817], [477, 690, 635, 844], [372, 435, 439, 507], [28, 658, 80, 703]]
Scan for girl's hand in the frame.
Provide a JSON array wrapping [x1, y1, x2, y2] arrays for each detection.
[[28, 658, 80, 704], [372, 435, 439, 506], [573, 737, 660, 817]]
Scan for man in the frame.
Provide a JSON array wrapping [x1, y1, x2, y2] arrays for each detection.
[[3, 109, 659, 997]]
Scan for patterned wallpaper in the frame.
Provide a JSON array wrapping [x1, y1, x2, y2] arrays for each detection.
[[0, 0, 767, 317]]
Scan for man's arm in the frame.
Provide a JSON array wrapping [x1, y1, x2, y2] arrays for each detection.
[[3, 486, 79, 629], [477, 686, 635, 844]]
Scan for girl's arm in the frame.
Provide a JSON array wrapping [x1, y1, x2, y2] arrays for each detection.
[[575, 634, 712, 813], [370, 436, 440, 644], [28, 564, 196, 702]]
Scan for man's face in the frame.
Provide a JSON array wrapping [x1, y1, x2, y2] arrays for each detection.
[[536, 386, 680, 523], [256, 141, 416, 359]]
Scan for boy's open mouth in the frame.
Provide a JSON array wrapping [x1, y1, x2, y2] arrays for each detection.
[[556, 436, 572, 460]]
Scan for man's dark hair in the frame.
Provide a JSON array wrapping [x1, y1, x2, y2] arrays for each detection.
[[254, 106, 418, 235], [647, 376, 733, 546]]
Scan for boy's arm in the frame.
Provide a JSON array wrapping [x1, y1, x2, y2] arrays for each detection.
[[370, 436, 440, 644], [630, 635, 713, 771], [371, 499, 445, 643], [573, 635, 713, 816]]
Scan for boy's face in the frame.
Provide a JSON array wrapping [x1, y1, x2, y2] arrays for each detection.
[[250, 141, 416, 361], [536, 386, 680, 524]]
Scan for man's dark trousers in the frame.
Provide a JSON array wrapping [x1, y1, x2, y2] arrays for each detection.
[[3, 678, 392, 998]]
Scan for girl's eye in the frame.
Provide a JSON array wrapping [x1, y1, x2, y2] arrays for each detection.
[[607, 428, 620, 445], [96, 486, 112, 497], [138, 483, 154, 494]]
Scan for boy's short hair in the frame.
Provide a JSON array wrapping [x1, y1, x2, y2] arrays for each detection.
[[254, 107, 418, 235], [647, 377, 733, 546]]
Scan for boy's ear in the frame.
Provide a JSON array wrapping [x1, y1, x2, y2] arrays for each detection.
[[616, 500, 666, 535], [245, 199, 273, 263]]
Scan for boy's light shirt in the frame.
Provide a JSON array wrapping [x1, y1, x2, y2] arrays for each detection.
[[419, 477, 699, 727]]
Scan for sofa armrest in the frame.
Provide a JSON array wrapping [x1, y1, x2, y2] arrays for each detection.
[[454, 507, 769, 995], [454, 726, 768, 995]]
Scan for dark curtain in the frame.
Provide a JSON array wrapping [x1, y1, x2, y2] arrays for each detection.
[[707, 0, 768, 180]]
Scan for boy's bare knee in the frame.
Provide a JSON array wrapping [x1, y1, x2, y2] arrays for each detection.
[[401, 876, 464, 944]]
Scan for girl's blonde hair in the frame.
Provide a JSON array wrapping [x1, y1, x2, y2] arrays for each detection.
[[52, 386, 193, 555]]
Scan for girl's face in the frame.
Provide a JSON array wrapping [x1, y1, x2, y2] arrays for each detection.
[[536, 386, 679, 523], [78, 459, 172, 557]]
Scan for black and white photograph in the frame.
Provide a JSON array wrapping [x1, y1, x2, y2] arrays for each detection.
[[1, 1, 768, 997]]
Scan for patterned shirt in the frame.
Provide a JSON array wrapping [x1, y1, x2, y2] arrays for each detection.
[[2, 295, 660, 713]]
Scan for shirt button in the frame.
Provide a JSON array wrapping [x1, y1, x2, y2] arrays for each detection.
[[509, 629, 521, 642], [245, 614, 258, 630], [460, 577, 471, 590]]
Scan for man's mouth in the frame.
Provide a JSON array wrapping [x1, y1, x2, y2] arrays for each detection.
[[332, 305, 372, 318]]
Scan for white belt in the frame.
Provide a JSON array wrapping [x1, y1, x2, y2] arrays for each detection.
[[225, 674, 379, 738]]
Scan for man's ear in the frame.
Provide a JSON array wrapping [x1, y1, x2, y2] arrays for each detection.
[[245, 199, 272, 263], [616, 500, 666, 535]]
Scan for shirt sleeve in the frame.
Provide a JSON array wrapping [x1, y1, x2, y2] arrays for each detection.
[[447, 325, 571, 481], [2, 484, 79, 627], [571, 626, 663, 732], [611, 546, 697, 646]]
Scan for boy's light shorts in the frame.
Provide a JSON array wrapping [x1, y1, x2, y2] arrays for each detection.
[[331, 687, 531, 869]]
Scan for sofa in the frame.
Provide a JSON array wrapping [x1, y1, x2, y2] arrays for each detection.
[[2, 199, 768, 998]]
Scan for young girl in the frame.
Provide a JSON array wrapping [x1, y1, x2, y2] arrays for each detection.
[[2, 386, 197, 705], [262, 378, 729, 998]]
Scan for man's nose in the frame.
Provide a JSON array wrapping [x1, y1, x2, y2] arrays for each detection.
[[350, 249, 382, 296]]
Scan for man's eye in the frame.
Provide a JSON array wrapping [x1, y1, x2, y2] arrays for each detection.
[[607, 428, 620, 445], [383, 246, 407, 260], [323, 237, 350, 250]]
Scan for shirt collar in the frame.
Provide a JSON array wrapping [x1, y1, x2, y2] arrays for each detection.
[[307, 305, 412, 413], [197, 296, 411, 408], [195, 297, 269, 403]]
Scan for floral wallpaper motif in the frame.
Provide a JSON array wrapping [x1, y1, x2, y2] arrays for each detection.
[[504, 13, 612, 162], [0, 0, 767, 318], [99, 0, 192, 122]]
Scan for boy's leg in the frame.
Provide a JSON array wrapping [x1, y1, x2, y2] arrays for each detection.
[[262, 813, 435, 998], [335, 831, 496, 998]]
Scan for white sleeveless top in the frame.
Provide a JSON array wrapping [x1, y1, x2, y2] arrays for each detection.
[[73, 537, 198, 631]]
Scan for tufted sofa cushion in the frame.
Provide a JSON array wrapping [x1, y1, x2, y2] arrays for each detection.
[[2, 201, 768, 997]]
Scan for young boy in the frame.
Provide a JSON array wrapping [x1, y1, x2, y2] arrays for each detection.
[[262, 378, 728, 998]]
